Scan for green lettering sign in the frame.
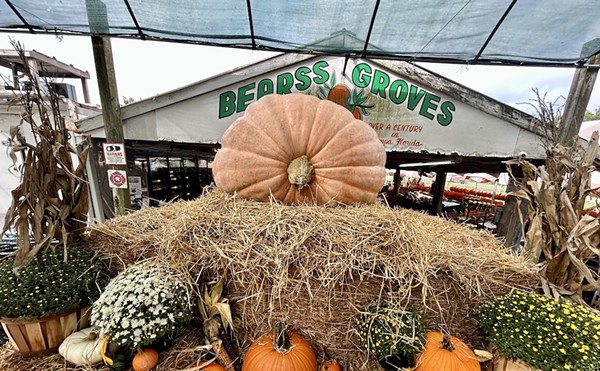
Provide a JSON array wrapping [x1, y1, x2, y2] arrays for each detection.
[[295, 66, 311, 91], [437, 101, 455, 126], [419, 93, 440, 120], [371, 70, 390, 98], [237, 82, 255, 113], [257, 78, 274, 100], [389, 79, 409, 104], [352, 63, 371, 88], [219, 90, 236, 119], [277, 72, 294, 94], [312, 61, 330, 84], [407, 85, 426, 111]]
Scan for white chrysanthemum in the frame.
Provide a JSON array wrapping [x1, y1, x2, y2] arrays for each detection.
[[90, 262, 192, 350]]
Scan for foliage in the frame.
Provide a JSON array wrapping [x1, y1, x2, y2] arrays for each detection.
[[0, 246, 111, 319], [479, 291, 600, 371], [198, 278, 238, 371], [1, 40, 90, 268], [584, 106, 600, 121], [519, 88, 564, 144], [91, 262, 193, 350], [509, 88, 600, 302], [356, 302, 426, 367]]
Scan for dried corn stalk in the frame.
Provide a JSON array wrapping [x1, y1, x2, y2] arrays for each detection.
[[507, 90, 600, 303], [1, 40, 90, 268]]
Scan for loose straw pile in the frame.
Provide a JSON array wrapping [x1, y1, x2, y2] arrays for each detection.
[[0, 189, 539, 370]]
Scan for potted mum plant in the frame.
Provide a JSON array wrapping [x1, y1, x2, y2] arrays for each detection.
[[356, 301, 426, 369], [91, 261, 193, 367], [0, 40, 111, 354], [478, 291, 600, 371], [0, 246, 111, 354]]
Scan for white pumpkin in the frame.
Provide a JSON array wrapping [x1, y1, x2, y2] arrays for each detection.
[[59, 327, 116, 365]]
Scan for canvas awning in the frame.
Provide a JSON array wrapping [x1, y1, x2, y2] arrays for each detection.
[[0, 0, 598, 67]]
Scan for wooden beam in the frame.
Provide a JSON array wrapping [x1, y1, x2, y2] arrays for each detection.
[[91, 35, 131, 216], [429, 170, 446, 215], [559, 53, 600, 145], [81, 77, 91, 103]]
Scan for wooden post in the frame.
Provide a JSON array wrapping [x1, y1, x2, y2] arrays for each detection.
[[558, 54, 600, 145], [91, 35, 131, 216], [496, 176, 528, 251], [392, 166, 401, 195], [80, 77, 91, 103], [429, 170, 446, 215]]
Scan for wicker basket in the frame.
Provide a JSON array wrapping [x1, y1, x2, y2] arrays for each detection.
[[0, 306, 91, 355]]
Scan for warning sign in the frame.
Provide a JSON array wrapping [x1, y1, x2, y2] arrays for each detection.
[[102, 143, 127, 165], [108, 169, 128, 189]]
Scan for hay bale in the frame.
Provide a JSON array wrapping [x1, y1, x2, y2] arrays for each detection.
[[0, 189, 538, 370], [0, 330, 206, 371], [87, 189, 539, 369]]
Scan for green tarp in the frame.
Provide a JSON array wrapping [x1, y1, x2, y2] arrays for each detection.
[[0, 0, 599, 66]]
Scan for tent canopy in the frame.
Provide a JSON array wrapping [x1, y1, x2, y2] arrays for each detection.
[[0, 0, 599, 67]]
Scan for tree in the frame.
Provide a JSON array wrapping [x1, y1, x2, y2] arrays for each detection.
[[583, 106, 600, 121]]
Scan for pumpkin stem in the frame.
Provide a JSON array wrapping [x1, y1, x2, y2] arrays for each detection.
[[86, 331, 98, 341], [287, 155, 314, 189], [440, 333, 455, 352], [274, 323, 291, 353]]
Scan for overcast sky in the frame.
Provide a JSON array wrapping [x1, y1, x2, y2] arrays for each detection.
[[1, 33, 599, 116]]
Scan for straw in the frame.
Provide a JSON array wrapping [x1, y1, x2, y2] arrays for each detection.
[[0, 188, 539, 370]]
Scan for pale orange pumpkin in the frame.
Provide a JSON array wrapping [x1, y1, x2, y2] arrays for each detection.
[[320, 359, 342, 371], [241, 324, 317, 371], [132, 348, 159, 371], [415, 332, 480, 371], [213, 93, 386, 205]]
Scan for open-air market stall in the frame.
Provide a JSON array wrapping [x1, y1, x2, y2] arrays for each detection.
[[77, 50, 549, 222]]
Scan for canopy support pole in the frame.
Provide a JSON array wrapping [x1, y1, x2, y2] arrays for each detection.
[[429, 170, 446, 216], [473, 0, 517, 62], [91, 35, 131, 216], [558, 54, 600, 146]]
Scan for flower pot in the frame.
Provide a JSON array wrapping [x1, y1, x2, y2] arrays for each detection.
[[0, 306, 90, 355], [493, 356, 538, 371]]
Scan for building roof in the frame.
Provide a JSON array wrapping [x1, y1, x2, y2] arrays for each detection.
[[0, 49, 90, 79]]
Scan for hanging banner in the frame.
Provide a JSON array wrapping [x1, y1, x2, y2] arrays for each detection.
[[149, 55, 543, 158], [81, 54, 543, 159], [102, 142, 127, 165], [107, 169, 128, 189]]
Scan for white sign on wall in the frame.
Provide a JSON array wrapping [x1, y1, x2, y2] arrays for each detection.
[[102, 142, 127, 165], [150, 56, 542, 158], [107, 169, 128, 189]]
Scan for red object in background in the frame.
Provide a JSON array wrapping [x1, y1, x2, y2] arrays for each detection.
[[447, 186, 506, 204]]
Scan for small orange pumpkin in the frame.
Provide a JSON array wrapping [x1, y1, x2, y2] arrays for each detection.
[[415, 332, 480, 371], [241, 323, 317, 371], [201, 363, 227, 371], [213, 93, 386, 206], [320, 359, 342, 371], [132, 348, 159, 371]]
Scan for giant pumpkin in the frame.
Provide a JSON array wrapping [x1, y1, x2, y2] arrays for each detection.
[[212, 94, 386, 205]]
